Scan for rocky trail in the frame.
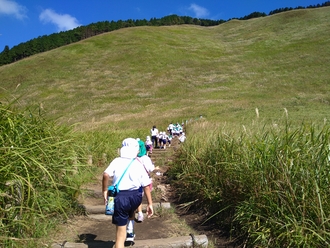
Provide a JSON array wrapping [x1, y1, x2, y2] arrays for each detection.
[[50, 137, 237, 248]]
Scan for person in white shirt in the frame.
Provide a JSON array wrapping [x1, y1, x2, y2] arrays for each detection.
[[102, 138, 153, 247], [135, 139, 155, 222], [173, 123, 179, 136], [167, 133, 173, 147], [179, 132, 186, 143], [160, 131, 168, 149], [145, 136, 153, 155], [158, 131, 164, 149], [167, 122, 174, 135], [150, 125, 159, 148], [178, 124, 183, 135]]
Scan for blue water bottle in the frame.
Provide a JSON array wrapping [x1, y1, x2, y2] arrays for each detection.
[[105, 196, 114, 215]]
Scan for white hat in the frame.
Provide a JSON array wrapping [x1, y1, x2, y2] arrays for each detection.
[[120, 138, 139, 158]]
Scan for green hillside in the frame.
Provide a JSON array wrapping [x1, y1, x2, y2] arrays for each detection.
[[0, 7, 329, 130]]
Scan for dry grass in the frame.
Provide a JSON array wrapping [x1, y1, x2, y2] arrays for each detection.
[[0, 7, 329, 131]]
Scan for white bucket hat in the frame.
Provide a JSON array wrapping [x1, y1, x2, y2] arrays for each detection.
[[120, 138, 139, 158]]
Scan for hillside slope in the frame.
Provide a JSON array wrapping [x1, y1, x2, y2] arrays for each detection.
[[0, 7, 329, 130]]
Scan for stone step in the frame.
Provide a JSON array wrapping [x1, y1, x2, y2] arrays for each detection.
[[51, 234, 208, 248]]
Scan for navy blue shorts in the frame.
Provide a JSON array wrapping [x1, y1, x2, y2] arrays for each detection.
[[112, 190, 142, 226]]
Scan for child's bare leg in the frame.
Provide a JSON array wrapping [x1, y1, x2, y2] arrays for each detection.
[[115, 225, 127, 248]]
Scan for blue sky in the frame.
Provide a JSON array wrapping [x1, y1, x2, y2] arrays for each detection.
[[0, 0, 325, 50]]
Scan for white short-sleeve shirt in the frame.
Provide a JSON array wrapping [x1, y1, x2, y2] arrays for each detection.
[[151, 128, 159, 136], [137, 155, 154, 173], [104, 157, 151, 190]]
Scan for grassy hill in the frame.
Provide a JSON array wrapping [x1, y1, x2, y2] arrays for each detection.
[[0, 7, 329, 130]]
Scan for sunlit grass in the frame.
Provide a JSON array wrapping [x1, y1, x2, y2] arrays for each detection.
[[169, 114, 330, 247], [0, 8, 329, 130], [0, 104, 95, 247]]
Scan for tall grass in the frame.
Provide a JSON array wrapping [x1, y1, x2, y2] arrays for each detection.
[[74, 124, 150, 167], [0, 102, 148, 246], [169, 117, 330, 247], [0, 104, 93, 247]]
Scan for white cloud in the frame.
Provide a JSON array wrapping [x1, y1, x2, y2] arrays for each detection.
[[0, 0, 27, 20], [39, 9, 81, 32], [189, 3, 209, 18]]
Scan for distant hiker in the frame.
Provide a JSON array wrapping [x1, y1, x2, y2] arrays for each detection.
[[158, 131, 164, 149], [177, 123, 183, 135], [179, 132, 186, 143], [159, 131, 168, 149], [135, 138, 155, 222], [102, 138, 153, 246], [167, 122, 174, 135], [150, 125, 159, 148], [173, 123, 179, 136], [167, 133, 173, 147], [145, 136, 153, 155]]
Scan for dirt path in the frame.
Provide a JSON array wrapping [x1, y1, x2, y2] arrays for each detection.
[[50, 137, 237, 247]]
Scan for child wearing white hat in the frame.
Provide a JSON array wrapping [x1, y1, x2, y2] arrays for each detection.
[[102, 138, 154, 245], [145, 136, 153, 155]]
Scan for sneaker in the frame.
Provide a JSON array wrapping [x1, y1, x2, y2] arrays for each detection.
[[126, 233, 135, 242], [137, 213, 144, 222]]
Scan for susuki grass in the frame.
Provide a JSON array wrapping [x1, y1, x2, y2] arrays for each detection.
[[0, 104, 94, 247], [0, 103, 155, 247], [0, 103, 147, 247], [169, 115, 330, 247]]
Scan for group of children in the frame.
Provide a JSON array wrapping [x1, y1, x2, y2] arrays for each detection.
[[102, 124, 187, 246], [167, 122, 184, 137], [146, 122, 186, 155]]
